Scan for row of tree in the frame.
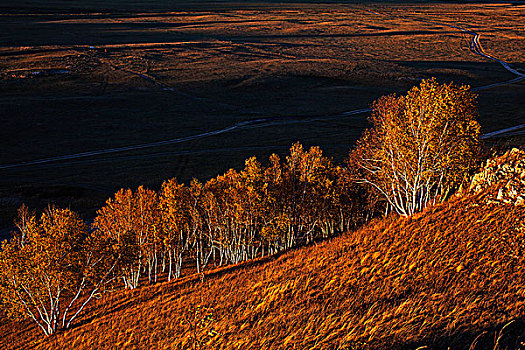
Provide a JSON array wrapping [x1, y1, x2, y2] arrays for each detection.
[[0, 78, 482, 335], [0, 144, 367, 335], [93, 143, 367, 288]]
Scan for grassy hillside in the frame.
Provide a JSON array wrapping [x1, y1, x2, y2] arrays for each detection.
[[2, 169, 524, 349]]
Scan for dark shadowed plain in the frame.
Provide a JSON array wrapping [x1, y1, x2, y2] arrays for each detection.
[[1, 0, 524, 230]]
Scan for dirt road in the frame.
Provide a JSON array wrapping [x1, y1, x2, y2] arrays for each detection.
[[2, 5, 522, 172], [1, 3, 524, 229]]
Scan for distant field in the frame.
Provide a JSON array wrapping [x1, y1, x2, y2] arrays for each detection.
[[1, 1, 524, 228], [0, 1, 484, 12]]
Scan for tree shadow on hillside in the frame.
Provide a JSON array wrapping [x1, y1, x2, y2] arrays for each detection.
[[70, 246, 294, 330], [402, 318, 525, 350]]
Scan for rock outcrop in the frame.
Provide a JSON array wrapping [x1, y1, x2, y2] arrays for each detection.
[[468, 148, 525, 205]]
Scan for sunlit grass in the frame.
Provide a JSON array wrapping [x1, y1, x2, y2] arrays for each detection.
[[2, 174, 523, 349]]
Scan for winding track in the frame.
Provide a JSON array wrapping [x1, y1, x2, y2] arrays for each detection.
[[365, 9, 525, 139], [1, 7, 524, 170], [366, 9, 525, 87], [0, 109, 369, 170]]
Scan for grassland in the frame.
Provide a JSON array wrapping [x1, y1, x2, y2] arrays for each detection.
[[1, 168, 524, 349], [1, 2, 524, 231]]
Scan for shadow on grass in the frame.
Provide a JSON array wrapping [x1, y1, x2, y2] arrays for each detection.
[[70, 245, 294, 329], [403, 318, 525, 350]]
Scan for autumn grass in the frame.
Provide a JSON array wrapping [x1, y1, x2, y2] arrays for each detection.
[[2, 181, 524, 349]]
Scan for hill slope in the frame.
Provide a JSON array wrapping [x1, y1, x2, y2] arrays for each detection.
[[2, 156, 525, 349]]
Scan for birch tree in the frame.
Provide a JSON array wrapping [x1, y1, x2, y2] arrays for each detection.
[[93, 186, 160, 288], [160, 178, 190, 280], [350, 78, 481, 216], [0, 207, 119, 336]]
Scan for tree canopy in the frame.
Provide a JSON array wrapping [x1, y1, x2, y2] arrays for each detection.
[[0, 207, 119, 335], [349, 78, 481, 216]]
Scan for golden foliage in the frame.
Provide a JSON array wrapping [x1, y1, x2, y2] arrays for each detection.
[[3, 182, 524, 349], [0, 207, 118, 336], [350, 78, 481, 216], [94, 186, 161, 288], [0, 141, 365, 337], [91, 143, 364, 288]]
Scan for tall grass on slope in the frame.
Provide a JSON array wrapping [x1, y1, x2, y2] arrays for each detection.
[[4, 189, 522, 350]]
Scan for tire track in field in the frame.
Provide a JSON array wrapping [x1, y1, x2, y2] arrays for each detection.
[[0, 120, 255, 170], [0, 108, 370, 170], [2, 8, 523, 171], [365, 9, 525, 85], [79, 9, 525, 142], [365, 8, 525, 139], [73, 46, 253, 113]]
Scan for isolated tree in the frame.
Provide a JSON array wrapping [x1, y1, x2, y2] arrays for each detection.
[[0, 207, 118, 336], [350, 78, 481, 216]]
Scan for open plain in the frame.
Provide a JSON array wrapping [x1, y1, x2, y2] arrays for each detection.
[[1, 1, 524, 229]]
